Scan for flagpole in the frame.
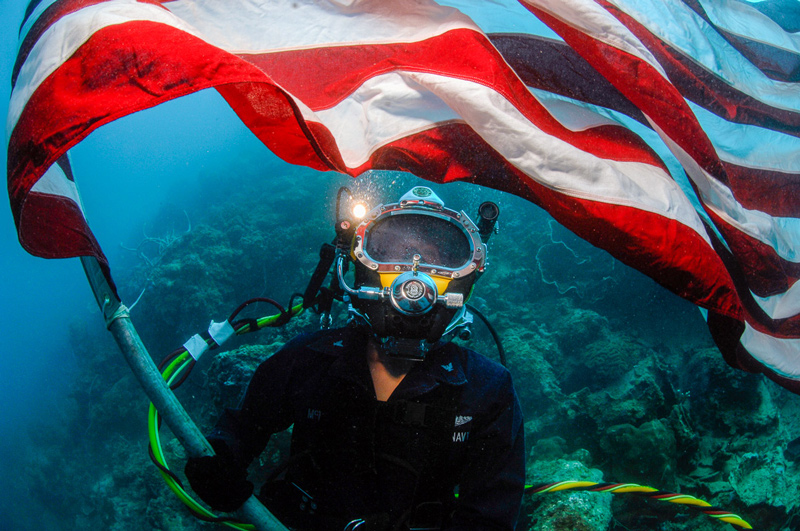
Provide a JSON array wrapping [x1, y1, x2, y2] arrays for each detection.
[[81, 258, 288, 531]]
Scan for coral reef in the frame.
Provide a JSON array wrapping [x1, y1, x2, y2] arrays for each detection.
[[524, 459, 612, 531]]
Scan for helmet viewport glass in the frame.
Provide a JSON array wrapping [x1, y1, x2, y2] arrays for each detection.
[[364, 214, 471, 269]]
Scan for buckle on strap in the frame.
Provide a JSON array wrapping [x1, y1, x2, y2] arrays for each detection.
[[390, 401, 429, 428]]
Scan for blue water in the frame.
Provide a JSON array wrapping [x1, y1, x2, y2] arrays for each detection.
[[0, 2, 284, 519], [1, 2, 74, 515]]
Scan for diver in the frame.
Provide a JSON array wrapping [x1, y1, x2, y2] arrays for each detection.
[[184, 186, 526, 530]]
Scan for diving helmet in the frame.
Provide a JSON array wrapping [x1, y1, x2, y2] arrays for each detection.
[[335, 186, 497, 359]]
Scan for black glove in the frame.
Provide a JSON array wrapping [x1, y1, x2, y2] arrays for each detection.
[[184, 440, 254, 512]]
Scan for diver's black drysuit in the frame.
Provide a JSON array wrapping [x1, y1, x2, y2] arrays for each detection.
[[204, 325, 526, 530]]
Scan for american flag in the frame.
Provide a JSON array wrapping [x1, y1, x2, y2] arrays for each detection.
[[7, 0, 800, 392]]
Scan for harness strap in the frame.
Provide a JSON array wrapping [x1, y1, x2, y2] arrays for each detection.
[[379, 399, 452, 430], [303, 242, 337, 310], [376, 388, 463, 531]]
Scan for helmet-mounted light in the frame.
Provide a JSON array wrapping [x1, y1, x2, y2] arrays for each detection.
[[334, 187, 370, 246], [351, 202, 367, 220]]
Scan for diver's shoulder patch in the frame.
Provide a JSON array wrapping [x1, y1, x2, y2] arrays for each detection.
[[454, 415, 472, 427]]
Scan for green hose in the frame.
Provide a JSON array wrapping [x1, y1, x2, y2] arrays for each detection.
[[147, 303, 304, 529]]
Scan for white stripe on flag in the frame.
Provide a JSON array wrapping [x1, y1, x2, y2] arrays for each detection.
[[753, 281, 800, 321], [8, 0, 200, 137], [312, 72, 461, 165], [531, 91, 621, 132], [741, 321, 800, 378], [529, 88, 708, 212], [604, 0, 800, 113], [313, 70, 709, 240], [697, 0, 800, 54], [688, 102, 800, 174], [651, 122, 800, 264], [164, 0, 477, 53], [30, 158, 85, 215]]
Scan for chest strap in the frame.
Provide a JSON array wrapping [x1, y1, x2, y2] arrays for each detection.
[[380, 399, 451, 429]]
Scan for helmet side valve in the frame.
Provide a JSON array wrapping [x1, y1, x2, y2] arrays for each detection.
[[336, 253, 385, 301]]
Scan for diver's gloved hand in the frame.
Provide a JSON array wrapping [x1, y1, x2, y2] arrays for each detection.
[[184, 440, 254, 512]]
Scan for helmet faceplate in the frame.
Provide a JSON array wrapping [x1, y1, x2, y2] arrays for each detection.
[[352, 187, 486, 286], [340, 187, 487, 359]]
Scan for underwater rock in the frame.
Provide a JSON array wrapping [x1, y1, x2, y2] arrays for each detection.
[[786, 436, 800, 462], [548, 304, 608, 359], [501, 321, 565, 414], [86, 376, 148, 440], [599, 419, 677, 488], [126, 182, 334, 350], [557, 329, 652, 393], [728, 449, 798, 509], [139, 224, 240, 338], [524, 459, 611, 531], [531, 436, 568, 461], [205, 344, 276, 410], [682, 348, 779, 436], [564, 356, 671, 445]]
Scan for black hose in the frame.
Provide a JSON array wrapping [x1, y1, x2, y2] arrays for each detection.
[[169, 359, 195, 390], [228, 297, 286, 322], [157, 347, 186, 372], [148, 443, 185, 489], [465, 304, 507, 367]]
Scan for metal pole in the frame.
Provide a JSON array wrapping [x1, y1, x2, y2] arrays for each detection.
[[107, 307, 212, 456], [82, 258, 288, 531]]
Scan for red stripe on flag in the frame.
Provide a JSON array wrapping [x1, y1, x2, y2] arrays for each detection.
[[528, 182, 742, 320], [722, 162, 800, 218], [239, 30, 670, 168], [215, 83, 336, 172], [707, 311, 800, 394], [657, 40, 800, 137], [9, 20, 322, 224], [701, 211, 800, 338], [707, 209, 800, 298], [18, 191, 114, 293], [239, 29, 517, 110], [13, 0, 167, 89], [20, 192, 118, 297], [529, 4, 725, 180]]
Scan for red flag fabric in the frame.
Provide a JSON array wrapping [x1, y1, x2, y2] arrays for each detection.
[[7, 0, 800, 392]]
